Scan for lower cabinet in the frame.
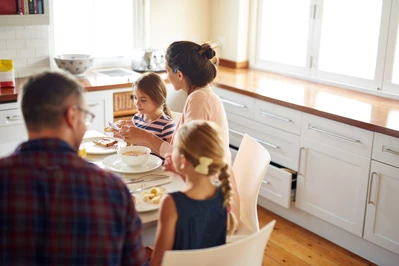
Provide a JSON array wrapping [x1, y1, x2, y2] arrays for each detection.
[[296, 137, 371, 237], [0, 103, 27, 158], [364, 160, 399, 255], [84, 90, 113, 133]]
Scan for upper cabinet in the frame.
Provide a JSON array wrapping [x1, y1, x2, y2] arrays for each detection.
[[0, 0, 49, 26]]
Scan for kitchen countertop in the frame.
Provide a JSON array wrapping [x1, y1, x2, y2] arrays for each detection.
[[1, 66, 398, 138]]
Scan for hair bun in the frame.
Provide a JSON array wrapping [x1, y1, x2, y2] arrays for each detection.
[[205, 47, 215, 59], [199, 43, 215, 59]]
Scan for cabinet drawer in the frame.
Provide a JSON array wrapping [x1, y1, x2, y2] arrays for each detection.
[[301, 113, 373, 158], [259, 163, 295, 209], [213, 87, 255, 119], [254, 99, 302, 135], [0, 108, 27, 145], [228, 113, 300, 171], [372, 133, 399, 168]]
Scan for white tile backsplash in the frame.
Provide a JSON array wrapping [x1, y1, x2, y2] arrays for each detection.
[[0, 25, 50, 78]]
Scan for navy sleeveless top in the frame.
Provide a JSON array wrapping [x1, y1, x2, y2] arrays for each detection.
[[170, 186, 227, 250]]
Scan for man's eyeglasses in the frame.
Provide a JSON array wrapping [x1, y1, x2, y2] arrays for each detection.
[[76, 106, 95, 126]]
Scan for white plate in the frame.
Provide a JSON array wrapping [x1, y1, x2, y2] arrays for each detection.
[[102, 154, 163, 174], [131, 186, 167, 212], [82, 137, 126, 155]]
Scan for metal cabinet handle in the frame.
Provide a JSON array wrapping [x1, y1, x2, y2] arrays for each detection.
[[368, 172, 379, 205], [6, 115, 23, 121], [262, 180, 270, 185], [88, 102, 100, 108], [260, 110, 292, 122], [220, 98, 247, 109], [308, 125, 362, 144], [382, 146, 399, 156], [298, 147, 306, 176], [228, 129, 280, 149]]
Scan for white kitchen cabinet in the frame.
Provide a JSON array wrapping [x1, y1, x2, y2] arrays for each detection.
[[364, 160, 399, 255], [296, 114, 373, 236], [214, 87, 255, 119], [84, 90, 113, 133], [0, 102, 27, 158]]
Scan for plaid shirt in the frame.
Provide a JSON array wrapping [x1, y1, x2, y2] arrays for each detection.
[[0, 139, 147, 266]]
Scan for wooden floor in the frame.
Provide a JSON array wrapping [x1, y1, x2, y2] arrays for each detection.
[[257, 206, 376, 266]]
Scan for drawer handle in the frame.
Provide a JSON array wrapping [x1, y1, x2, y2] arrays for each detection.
[[308, 125, 362, 144], [88, 102, 100, 108], [298, 147, 306, 176], [262, 180, 270, 185], [220, 98, 247, 109], [229, 129, 280, 149], [6, 115, 23, 122], [382, 146, 399, 156], [260, 110, 292, 123], [368, 172, 379, 205]]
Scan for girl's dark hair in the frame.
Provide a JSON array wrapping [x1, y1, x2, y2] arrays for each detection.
[[166, 41, 218, 90], [134, 72, 172, 118]]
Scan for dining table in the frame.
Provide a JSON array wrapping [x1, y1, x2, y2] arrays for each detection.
[[82, 130, 186, 246]]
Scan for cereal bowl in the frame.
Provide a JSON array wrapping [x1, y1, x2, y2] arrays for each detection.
[[54, 54, 94, 77], [118, 146, 151, 166]]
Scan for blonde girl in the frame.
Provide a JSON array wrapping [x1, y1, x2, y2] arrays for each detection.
[[116, 72, 175, 143], [150, 120, 237, 266]]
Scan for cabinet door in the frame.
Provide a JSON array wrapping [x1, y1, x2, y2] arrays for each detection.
[[364, 161, 399, 255], [0, 107, 27, 158], [296, 138, 370, 236], [86, 100, 105, 133]]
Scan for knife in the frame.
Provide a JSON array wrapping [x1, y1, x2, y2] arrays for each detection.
[[129, 183, 165, 194], [108, 121, 120, 131]]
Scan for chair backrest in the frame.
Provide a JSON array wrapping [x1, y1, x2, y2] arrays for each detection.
[[161, 220, 276, 266], [232, 134, 271, 233]]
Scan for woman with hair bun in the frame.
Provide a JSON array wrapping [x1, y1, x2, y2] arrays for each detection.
[[117, 40, 240, 221]]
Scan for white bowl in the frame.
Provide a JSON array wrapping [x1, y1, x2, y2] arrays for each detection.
[[54, 54, 94, 77], [118, 146, 151, 166]]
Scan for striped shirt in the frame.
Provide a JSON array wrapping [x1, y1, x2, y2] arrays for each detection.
[[132, 112, 175, 142], [0, 138, 147, 266]]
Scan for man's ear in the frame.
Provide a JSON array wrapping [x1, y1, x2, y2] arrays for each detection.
[[64, 105, 77, 128]]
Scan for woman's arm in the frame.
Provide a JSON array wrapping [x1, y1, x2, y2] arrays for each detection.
[[150, 195, 178, 266]]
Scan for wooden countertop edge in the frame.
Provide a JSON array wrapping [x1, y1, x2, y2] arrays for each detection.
[[1, 79, 398, 138], [215, 83, 399, 138]]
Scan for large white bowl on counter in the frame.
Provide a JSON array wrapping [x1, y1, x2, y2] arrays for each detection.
[[54, 54, 94, 78]]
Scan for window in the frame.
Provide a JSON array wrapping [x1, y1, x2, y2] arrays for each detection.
[[51, 0, 145, 67], [253, 0, 399, 97]]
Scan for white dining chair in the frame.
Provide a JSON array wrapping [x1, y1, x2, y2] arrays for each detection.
[[161, 220, 276, 266], [170, 111, 182, 124], [227, 133, 271, 242]]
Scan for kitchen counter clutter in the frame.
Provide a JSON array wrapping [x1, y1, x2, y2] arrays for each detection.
[[1, 66, 398, 138]]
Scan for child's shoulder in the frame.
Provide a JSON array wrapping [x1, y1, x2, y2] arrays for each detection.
[[159, 112, 174, 123]]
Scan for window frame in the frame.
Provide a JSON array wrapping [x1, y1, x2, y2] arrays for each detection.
[[251, 0, 399, 98], [49, 0, 146, 70]]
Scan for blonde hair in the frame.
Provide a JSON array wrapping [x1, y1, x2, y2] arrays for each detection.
[[133, 72, 173, 118], [175, 120, 237, 235]]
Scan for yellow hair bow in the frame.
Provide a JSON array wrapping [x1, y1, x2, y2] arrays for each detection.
[[194, 156, 213, 175]]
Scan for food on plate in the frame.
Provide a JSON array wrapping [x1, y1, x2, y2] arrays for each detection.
[[140, 186, 165, 204], [123, 150, 148, 156], [92, 138, 118, 148]]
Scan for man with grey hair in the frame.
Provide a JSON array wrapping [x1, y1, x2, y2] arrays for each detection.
[[0, 71, 147, 266]]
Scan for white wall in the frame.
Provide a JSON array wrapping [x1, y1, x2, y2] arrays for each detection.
[[0, 25, 50, 78], [148, 0, 211, 50], [210, 0, 250, 62]]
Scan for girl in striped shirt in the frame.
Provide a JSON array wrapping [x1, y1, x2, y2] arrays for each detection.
[[130, 72, 176, 143]]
